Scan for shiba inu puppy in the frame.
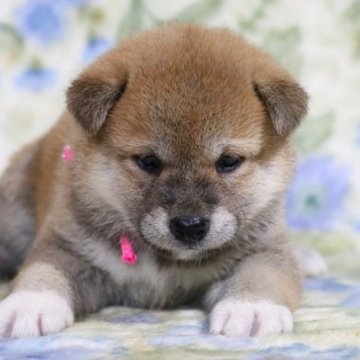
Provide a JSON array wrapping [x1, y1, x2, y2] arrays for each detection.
[[0, 24, 309, 338]]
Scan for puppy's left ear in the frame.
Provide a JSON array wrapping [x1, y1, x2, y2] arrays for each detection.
[[66, 50, 128, 136], [254, 78, 308, 137]]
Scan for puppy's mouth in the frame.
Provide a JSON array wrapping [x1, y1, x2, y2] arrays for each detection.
[[139, 233, 238, 263], [138, 233, 199, 259], [139, 206, 237, 260]]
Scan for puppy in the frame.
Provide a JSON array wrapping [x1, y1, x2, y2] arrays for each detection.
[[0, 24, 307, 338]]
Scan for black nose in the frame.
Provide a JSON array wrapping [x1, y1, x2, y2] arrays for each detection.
[[169, 215, 210, 244]]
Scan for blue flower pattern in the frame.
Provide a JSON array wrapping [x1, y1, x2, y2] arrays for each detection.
[[82, 38, 113, 64], [15, 0, 67, 45], [14, 67, 57, 91], [286, 156, 349, 230]]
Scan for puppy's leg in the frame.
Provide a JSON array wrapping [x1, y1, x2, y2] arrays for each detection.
[[205, 243, 302, 337], [0, 232, 116, 338], [0, 143, 38, 279]]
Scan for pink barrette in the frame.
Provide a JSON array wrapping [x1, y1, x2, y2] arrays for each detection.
[[119, 235, 137, 266], [62, 145, 74, 161]]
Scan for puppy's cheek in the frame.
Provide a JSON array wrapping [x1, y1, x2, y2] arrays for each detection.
[[235, 156, 291, 225], [205, 207, 237, 248], [140, 207, 171, 247], [86, 154, 129, 211], [86, 153, 118, 205]]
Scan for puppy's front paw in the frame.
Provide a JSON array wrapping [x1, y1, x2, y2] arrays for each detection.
[[0, 290, 74, 338], [209, 299, 293, 337]]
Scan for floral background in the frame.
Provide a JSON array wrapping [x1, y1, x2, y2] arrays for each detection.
[[1, 0, 360, 358], [1, 0, 360, 241]]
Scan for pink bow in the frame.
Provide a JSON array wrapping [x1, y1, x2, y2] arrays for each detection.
[[119, 235, 137, 266]]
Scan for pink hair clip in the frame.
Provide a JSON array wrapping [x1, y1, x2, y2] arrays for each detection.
[[62, 145, 74, 161], [119, 235, 137, 266]]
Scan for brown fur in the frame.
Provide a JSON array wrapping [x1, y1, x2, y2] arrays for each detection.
[[0, 24, 307, 337]]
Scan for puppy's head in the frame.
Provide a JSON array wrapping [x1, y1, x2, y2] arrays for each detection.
[[67, 24, 307, 260]]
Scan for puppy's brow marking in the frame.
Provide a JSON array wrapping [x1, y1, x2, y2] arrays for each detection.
[[216, 138, 263, 157]]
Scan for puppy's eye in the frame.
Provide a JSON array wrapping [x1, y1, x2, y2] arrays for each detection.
[[216, 154, 244, 174], [135, 155, 161, 174]]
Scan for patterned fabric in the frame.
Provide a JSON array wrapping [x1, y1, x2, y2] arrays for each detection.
[[1, 0, 360, 358], [1, 270, 360, 358]]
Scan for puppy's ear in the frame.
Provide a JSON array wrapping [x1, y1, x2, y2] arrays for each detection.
[[254, 79, 308, 136], [66, 52, 128, 135]]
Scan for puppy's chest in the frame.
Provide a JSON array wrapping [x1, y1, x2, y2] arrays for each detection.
[[116, 256, 209, 308], [83, 241, 229, 308]]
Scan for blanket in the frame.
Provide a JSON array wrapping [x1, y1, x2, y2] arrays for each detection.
[[1, 235, 360, 359]]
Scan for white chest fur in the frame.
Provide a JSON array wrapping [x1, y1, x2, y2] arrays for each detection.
[[78, 238, 214, 308]]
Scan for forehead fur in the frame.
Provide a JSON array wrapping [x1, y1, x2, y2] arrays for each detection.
[[100, 24, 291, 155]]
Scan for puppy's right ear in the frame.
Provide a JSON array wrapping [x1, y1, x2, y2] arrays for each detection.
[[66, 52, 128, 136], [253, 79, 308, 137], [250, 48, 308, 137]]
